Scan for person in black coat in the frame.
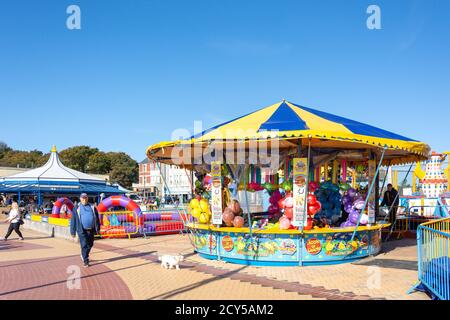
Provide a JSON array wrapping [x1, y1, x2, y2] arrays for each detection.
[[381, 184, 399, 223], [70, 193, 100, 267]]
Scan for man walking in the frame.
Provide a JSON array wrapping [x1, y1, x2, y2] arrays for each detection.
[[381, 183, 400, 224], [70, 193, 100, 267]]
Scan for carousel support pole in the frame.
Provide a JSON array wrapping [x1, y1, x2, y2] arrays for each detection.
[[297, 137, 310, 266], [352, 170, 357, 188], [374, 154, 380, 224], [298, 138, 310, 235], [332, 160, 338, 184], [412, 173, 417, 193], [349, 147, 387, 243], [393, 170, 399, 190], [324, 162, 329, 181], [243, 164, 253, 237], [18, 192, 21, 204], [191, 169, 195, 199], [379, 161, 391, 198], [342, 159, 347, 183], [447, 167, 450, 192]]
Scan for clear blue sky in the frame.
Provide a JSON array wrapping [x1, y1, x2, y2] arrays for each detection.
[[1, 0, 449, 162]]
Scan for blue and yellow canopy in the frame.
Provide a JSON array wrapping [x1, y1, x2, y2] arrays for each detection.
[[147, 100, 430, 165]]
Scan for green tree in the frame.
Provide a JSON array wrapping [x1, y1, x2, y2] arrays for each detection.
[[0, 143, 139, 189], [0, 142, 11, 159], [0, 149, 45, 168], [87, 151, 111, 174], [37, 153, 50, 166], [107, 152, 138, 189], [59, 146, 99, 172]]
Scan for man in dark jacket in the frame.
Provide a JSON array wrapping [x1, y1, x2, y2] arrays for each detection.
[[381, 184, 400, 223], [70, 193, 100, 267]]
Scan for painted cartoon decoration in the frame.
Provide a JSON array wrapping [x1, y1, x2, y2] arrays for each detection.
[[51, 197, 74, 218], [194, 233, 217, 251], [222, 236, 234, 251], [278, 239, 297, 255], [305, 238, 322, 255], [321, 233, 368, 256]]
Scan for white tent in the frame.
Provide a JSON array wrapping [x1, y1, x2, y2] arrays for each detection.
[[0, 146, 122, 198], [2, 146, 105, 184]]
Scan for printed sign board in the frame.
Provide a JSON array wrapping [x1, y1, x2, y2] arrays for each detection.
[[367, 159, 376, 224], [292, 158, 308, 227], [211, 161, 223, 225]]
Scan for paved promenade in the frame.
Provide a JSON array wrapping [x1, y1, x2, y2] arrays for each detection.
[[0, 222, 429, 300]]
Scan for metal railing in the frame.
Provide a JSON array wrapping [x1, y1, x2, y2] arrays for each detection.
[[379, 205, 450, 240], [409, 205, 450, 218], [411, 218, 450, 300], [139, 209, 188, 237]]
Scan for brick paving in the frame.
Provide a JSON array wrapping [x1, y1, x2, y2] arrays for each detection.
[[0, 222, 430, 300], [0, 256, 132, 300]]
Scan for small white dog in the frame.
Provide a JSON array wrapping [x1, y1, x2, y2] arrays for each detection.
[[158, 254, 184, 270]]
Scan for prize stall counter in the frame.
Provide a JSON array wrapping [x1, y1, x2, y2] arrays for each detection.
[[187, 222, 390, 266]]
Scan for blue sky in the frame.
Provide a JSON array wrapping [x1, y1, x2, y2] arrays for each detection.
[[0, 0, 449, 162]]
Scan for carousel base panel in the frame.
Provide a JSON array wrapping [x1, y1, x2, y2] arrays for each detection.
[[197, 252, 368, 266], [189, 224, 386, 267]]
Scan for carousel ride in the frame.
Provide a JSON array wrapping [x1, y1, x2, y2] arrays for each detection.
[[147, 100, 430, 266]]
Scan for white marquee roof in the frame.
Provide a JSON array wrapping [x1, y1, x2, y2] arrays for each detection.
[[1, 146, 106, 184]]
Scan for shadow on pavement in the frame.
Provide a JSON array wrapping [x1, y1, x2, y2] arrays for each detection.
[[352, 258, 418, 271], [146, 265, 249, 300], [91, 250, 157, 265], [379, 238, 417, 255]]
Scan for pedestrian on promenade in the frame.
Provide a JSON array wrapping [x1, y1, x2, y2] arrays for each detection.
[[381, 183, 400, 223], [2, 202, 24, 241], [70, 193, 100, 267]]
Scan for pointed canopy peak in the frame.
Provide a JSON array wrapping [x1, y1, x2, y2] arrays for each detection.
[[51, 145, 57, 153]]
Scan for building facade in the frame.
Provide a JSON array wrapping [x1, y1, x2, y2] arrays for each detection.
[[133, 159, 194, 202]]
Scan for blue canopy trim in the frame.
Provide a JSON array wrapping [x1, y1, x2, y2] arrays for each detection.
[[0, 180, 124, 194]]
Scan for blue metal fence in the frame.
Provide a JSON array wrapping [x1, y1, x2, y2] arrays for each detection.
[[410, 218, 450, 300]]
